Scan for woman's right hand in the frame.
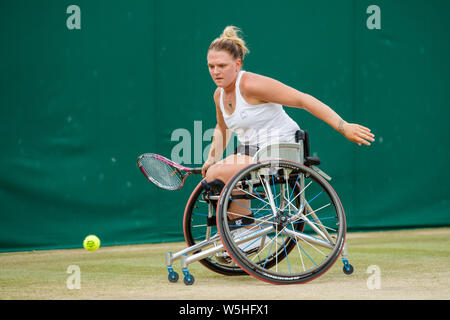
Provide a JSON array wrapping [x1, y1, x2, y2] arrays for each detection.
[[201, 158, 216, 177]]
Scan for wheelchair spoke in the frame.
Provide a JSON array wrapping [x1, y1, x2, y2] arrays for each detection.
[[235, 187, 270, 207], [244, 178, 270, 205], [270, 168, 279, 208], [251, 227, 285, 259], [284, 181, 313, 214], [226, 211, 274, 226], [289, 202, 337, 243], [193, 212, 209, 217], [229, 191, 281, 212], [217, 160, 346, 284], [288, 223, 328, 256], [283, 228, 333, 249], [258, 173, 278, 216], [233, 188, 271, 218], [288, 173, 302, 202], [281, 233, 292, 274], [292, 232, 306, 272], [285, 232, 319, 267], [304, 203, 336, 242]]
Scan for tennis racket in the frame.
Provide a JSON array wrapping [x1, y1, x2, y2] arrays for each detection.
[[137, 153, 202, 190]]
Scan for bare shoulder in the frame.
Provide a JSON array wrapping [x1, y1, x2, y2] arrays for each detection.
[[240, 71, 264, 88], [240, 72, 279, 94], [240, 71, 303, 106], [240, 72, 281, 104]]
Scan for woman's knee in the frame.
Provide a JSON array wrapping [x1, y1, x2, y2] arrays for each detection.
[[204, 164, 224, 182], [205, 163, 238, 183], [205, 155, 255, 183]]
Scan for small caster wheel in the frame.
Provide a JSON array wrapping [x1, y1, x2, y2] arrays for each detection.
[[343, 264, 354, 275], [168, 271, 179, 283], [183, 274, 195, 285]]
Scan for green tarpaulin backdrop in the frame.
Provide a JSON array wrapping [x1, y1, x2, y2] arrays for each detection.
[[1, 0, 449, 252]]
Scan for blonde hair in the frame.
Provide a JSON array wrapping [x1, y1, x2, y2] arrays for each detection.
[[208, 26, 250, 61]]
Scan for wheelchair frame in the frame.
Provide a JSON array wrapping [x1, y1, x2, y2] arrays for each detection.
[[165, 130, 353, 285]]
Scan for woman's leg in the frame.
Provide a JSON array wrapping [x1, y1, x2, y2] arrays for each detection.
[[205, 154, 255, 220]]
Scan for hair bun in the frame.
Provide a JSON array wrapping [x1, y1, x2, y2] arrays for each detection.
[[221, 26, 240, 40], [208, 25, 250, 60]]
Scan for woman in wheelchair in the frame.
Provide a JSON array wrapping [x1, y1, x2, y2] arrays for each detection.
[[201, 26, 375, 254]]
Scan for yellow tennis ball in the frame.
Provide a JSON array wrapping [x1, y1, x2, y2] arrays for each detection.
[[83, 235, 100, 251]]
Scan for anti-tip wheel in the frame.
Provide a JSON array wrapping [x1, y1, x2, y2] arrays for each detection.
[[343, 264, 354, 275], [183, 274, 195, 285], [168, 271, 179, 283]]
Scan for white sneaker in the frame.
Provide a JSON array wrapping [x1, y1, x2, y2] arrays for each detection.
[[216, 227, 263, 263], [232, 227, 263, 254]]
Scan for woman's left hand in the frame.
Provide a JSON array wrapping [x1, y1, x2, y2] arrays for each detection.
[[341, 122, 375, 146]]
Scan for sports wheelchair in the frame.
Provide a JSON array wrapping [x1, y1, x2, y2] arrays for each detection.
[[165, 130, 353, 285]]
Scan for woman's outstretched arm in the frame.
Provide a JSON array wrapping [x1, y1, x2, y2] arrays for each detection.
[[241, 72, 375, 146]]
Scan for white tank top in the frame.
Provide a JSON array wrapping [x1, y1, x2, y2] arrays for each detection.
[[220, 70, 301, 148]]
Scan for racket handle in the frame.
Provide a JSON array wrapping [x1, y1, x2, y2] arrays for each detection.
[[190, 168, 202, 175]]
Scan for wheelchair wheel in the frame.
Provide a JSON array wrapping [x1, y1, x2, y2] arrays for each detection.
[[217, 160, 346, 284], [183, 180, 247, 276]]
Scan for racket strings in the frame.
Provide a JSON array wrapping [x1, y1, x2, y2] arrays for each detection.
[[140, 156, 183, 190]]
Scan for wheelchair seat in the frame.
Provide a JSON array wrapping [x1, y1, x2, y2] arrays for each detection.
[[253, 129, 321, 166]]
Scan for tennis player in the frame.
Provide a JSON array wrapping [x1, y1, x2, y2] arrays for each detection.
[[202, 25, 374, 182], [201, 26, 374, 252]]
